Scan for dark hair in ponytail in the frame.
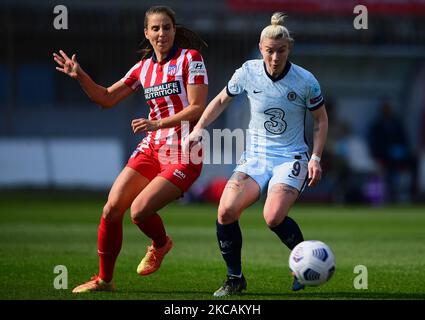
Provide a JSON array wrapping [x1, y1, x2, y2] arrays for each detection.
[[138, 6, 207, 59]]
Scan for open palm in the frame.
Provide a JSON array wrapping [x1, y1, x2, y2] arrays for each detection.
[[53, 50, 80, 79]]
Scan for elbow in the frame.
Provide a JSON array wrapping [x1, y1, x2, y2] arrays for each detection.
[[97, 91, 117, 109], [98, 102, 112, 109], [97, 99, 115, 109]]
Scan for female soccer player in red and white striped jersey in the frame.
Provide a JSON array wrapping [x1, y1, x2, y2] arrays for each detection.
[[53, 5, 208, 293]]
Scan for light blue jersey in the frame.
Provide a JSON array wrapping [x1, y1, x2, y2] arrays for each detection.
[[227, 60, 324, 192], [227, 59, 324, 157]]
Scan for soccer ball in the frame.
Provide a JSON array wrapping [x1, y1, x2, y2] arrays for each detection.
[[289, 240, 336, 286]]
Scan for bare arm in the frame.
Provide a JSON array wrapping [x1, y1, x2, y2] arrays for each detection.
[[308, 105, 329, 187], [131, 84, 208, 133], [195, 87, 233, 130], [76, 70, 134, 109], [53, 50, 133, 108], [181, 87, 233, 151], [311, 105, 328, 159]]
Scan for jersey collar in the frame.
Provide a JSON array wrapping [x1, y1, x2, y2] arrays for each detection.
[[263, 61, 292, 82], [151, 44, 178, 64]]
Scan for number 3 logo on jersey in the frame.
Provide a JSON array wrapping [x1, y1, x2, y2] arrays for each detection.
[[264, 108, 287, 135]]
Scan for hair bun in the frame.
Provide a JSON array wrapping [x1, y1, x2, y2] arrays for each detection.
[[271, 12, 286, 26]]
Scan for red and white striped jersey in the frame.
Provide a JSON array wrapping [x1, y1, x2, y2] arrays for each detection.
[[121, 46, 208, 146]]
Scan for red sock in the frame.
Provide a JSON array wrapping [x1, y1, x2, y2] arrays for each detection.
[[98, 216, 122, 283], [134, 213, 167, 248]]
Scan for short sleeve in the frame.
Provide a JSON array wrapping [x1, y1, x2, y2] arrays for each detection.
[[306, 74, 324, 110], [185, 49, 208, 85], [121, 61, 142, 91], [226, 64, 247, 97]]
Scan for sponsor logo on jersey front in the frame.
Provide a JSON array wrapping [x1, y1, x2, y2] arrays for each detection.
[[144, 81, 182, 100], [264, 108, 287, 135]]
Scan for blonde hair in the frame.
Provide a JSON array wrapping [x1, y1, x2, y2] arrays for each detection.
[[260, 12, 294, 44]]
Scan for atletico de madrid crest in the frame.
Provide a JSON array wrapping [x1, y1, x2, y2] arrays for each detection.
[[167, 65, 177, 76]]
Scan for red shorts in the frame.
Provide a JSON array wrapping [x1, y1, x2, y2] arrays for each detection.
[[126, 142, 202, 192]]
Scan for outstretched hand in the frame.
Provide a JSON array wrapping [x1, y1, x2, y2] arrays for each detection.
[[53, 50, 81, 79]]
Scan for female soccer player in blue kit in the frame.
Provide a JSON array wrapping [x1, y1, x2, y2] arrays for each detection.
[[186, 12, 328, 296]]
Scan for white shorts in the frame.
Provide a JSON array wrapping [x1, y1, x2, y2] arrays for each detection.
[[234, 151, 310, 194]]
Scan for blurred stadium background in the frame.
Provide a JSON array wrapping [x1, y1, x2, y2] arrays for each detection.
[[1, 0, 425, 205]]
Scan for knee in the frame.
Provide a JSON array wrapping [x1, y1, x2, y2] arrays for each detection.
[[130, 199, 152, 225], [263, 210, 287, 228], [102, 201, 125, 223], [217, 204, 239, 225]]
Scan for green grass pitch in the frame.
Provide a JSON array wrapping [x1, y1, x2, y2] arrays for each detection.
[[0, 193, 424, 300]]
